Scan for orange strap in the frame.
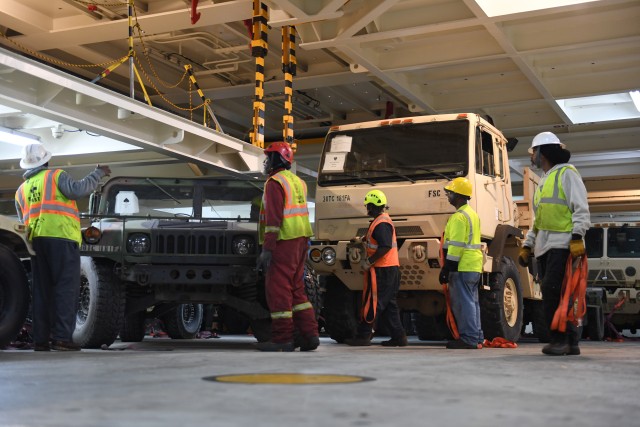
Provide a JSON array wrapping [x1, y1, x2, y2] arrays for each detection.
[[361, 267, 378, 324], [551, 255, 588, 332], [483, 337, 518, 348], [442, 283, 460, 340]]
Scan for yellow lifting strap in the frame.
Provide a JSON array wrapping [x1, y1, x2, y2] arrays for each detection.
[[184, 64, 223, 132]]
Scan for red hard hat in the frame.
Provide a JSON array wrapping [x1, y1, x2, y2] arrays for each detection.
[[264, 142, 293, 164]]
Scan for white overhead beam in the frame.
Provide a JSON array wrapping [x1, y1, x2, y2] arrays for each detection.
[[0, 48, 263, 178]]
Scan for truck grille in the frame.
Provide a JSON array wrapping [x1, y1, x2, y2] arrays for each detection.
[[154, 231, 225, 255], [588, 269, 625, 285]]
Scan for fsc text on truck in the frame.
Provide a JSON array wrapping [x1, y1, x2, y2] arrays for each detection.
[[308, 113, 547, 343]]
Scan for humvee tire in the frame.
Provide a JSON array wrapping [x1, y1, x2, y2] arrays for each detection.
[[162, 303, 203, 339], [0, 244, 30, 348], [74, 257, 125, 348]]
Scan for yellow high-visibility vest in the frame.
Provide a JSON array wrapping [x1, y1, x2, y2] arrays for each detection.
[[259, 170, 313, 243], [15, 169, 81, 244], [533, 165, 577, 233]]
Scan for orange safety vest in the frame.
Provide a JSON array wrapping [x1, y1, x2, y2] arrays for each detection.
[[361, 213, 399, 323], [364, 213, 399, 267], [15, 169, 81, 244]]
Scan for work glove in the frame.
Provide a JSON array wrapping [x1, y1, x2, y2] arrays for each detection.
[[518, 246, 531, 267], [439, 268, 450, 285], [570, 234, 585, 258], [439, 260, 459, 285], [360, 257, 373, 271], [256, 249, 272, 273]]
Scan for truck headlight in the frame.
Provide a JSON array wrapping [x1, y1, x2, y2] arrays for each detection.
[[322, 247, 336, 265], [232, 235, 255, 255], [126, 233, 151, 254]]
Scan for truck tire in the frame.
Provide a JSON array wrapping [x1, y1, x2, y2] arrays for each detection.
[[480, 256, 523, 342], [74, 257, 125, 348], [529, 299, 551, 343], [322, 277, 360, 343], [584, 305, 605, 341], [0, 244, 30, 348], [304, 261, 323, 320], [416, 314, 451, 341], [162, 303, 203, 339], [119, 310, 146, 342]]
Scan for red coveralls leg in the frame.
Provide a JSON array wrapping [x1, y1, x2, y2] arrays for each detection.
[[265, 237, 318, 343]]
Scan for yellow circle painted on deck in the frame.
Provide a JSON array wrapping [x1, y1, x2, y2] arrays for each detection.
[[204, 373, 374, 384]]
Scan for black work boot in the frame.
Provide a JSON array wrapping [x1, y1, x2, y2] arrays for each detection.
[[381, 335, 408, 347], [542, 333, 570, 356], [344, 336, 372, 346], [256, 341, 295, 352], [299, 336, 320, 351]]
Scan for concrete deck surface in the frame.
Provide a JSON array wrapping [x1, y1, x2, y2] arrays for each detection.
[[1, 336, 639, 427]]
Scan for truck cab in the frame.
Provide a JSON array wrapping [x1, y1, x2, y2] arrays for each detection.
[[309, 113, 542, 343]]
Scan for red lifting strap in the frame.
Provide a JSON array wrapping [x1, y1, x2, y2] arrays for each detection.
[[361, 267, 378, 324], [551, 255, 588, 332], [442, 283, 460, 340]]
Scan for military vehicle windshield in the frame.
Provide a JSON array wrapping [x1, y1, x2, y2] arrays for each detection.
[[585, 225, 640, 258], [607, 226, 640, 258], [318, 120, 469, 186], [100, 178, 263, 220]]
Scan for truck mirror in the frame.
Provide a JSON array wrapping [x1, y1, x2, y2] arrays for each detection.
[[88, 191, 100, 216], [506, 138, 518, 152]]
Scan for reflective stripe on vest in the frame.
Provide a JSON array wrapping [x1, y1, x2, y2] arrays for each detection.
[[259, 170, 313, 243], [365, 213, 399, 267], [16, 169, 81, 244], [443, 204, 482, 272], [533, 165, 576, 233]]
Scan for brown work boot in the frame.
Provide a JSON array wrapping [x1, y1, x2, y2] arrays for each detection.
[[256, 341, 295, 352], [344, 336, 371, 346], [51, 341, 81, 351], [381, 335, 408, 347]]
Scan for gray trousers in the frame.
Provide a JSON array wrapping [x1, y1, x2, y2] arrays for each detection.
[[31, 237, 80, 344]]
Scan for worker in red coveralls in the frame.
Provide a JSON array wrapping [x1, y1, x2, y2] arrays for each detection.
[[255, 142, 319, 352]]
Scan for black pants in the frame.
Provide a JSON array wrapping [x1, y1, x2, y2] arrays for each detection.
[[31, 237, 80, 344], [357, 266, 404, 339], [537, 248, 580, 345]]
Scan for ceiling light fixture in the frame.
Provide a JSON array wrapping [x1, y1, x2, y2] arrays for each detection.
[[0, 127, 40, 146]]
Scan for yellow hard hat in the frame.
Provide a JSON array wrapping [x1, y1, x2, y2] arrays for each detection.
[[364, 189, 387, 207], [444, 177, 472, 197]]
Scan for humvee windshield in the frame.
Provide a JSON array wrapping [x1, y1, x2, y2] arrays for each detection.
[[100, 178, 263, 220], [318, 120, 469, 186]]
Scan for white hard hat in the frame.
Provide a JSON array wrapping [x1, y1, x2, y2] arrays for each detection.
[[20, 143, 52, 169], [528, 132, 566, 154]]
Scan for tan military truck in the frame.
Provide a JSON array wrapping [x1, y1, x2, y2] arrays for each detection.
[[308, 113, 546, 343], [585, 222, 640, 337], [0, 215, 32, 347]]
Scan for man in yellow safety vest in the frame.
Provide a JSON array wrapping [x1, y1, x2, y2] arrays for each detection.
[[518, 132, 590, 356], [256, 141, 318, 352], [15, 143, 110, 351], [440, 177, 484, 349]]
